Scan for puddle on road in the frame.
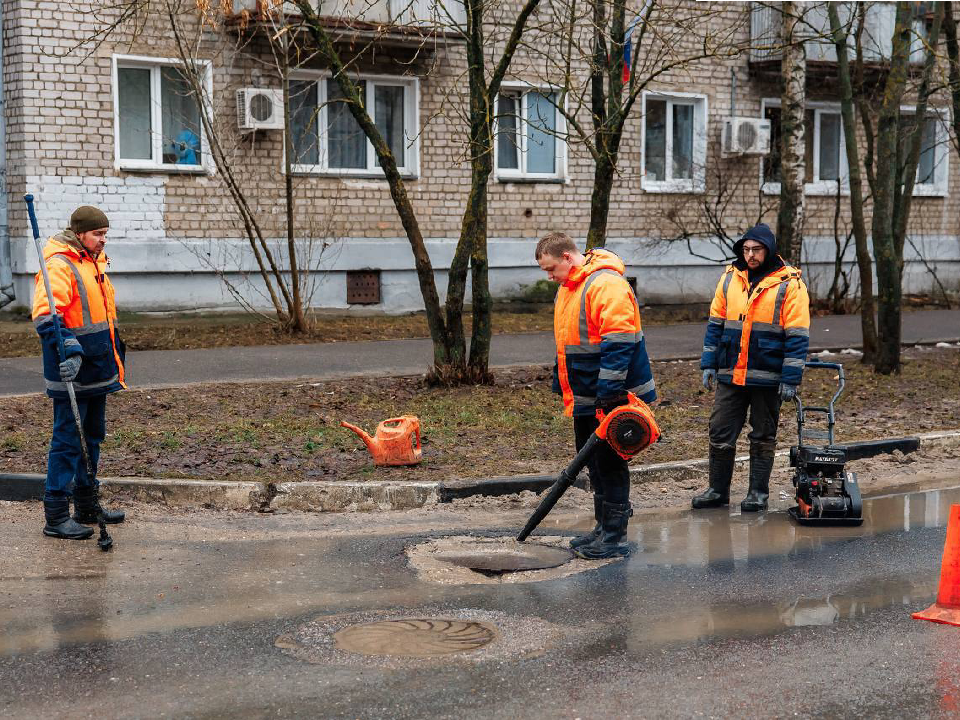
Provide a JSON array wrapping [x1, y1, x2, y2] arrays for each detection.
[[600, 484, 960, 570], [635, 574, 938, 649], [610, 485, 960, 649]]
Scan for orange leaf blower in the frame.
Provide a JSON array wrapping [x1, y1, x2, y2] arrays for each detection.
[[340, 416, 423, 466], [517, 393, 660, 541]]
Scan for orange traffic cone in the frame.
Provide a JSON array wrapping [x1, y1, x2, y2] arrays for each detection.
[[913, 504, 960, 627]]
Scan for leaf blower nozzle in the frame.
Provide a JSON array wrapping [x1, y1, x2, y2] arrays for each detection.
[[517, 394, 660, 541]]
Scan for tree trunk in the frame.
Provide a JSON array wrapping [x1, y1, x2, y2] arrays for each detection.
[[777, 1, 805, 264], [586, 144, 616, 250], [870, 2, 912, 375], [893, 2, 943, 262], [827, 2, 877, 363], [946, 4, 960, 163], [280, 29, 306, 332]]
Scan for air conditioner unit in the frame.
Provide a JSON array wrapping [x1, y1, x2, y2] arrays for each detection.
[[236, 88, 285, 132], [722, 117, 771, 156]]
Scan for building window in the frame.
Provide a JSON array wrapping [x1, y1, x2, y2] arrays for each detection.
[[494, 86, 566, 181], [289, 75, 419, 176], [641, 92, 707, 193], [113, 55, 209, 172], [762, 99, 847, 195], [900, 107, 949, 196]]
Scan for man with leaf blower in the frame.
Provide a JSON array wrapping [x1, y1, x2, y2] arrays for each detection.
[[32, 205, 127, 540], [692, 223, 810, 512], [536, 233, 656, 559]]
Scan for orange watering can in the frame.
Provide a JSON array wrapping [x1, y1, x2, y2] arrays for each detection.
[[340, 416, 423, 466]]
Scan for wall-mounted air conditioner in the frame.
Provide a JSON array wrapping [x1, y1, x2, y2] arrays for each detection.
[[236, 88, 285, 132], [722, 117, 771, 156]]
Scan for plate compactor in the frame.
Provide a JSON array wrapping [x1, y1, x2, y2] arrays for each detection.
[[788, 360, 863, 527], [517, 393, 660, 542]]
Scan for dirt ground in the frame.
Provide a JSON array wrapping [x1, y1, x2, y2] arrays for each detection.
[[1, 346, 957, 485]]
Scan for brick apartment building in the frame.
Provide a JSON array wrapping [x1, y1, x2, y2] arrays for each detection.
[[0, 0, 957, 314]]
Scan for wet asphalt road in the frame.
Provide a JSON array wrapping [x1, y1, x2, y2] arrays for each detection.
[[1, 487, 959, 719]]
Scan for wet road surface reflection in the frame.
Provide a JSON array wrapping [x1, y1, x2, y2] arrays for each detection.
[[0, 484, 956, 658]]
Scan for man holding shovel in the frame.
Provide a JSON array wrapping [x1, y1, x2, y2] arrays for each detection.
[[32, 205, 126, 539]]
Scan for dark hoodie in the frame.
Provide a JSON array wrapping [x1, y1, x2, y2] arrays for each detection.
[[732, 223, 783, 290]]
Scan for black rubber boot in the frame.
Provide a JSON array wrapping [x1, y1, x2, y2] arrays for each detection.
[[569, 493, 604, 549], [692, 445, 736, 509], [741, 442, 775, 512], [73, 484, 125, 525], [43, 499, 94, 540], [573, 501, 632, 559]]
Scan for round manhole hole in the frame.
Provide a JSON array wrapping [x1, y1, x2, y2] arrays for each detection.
[[435, 544, 573, 575], [333, 618, 498, 657]]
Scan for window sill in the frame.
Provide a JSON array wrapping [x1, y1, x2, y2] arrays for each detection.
[[910, 185, 948, 198], [119, 163, 209, 175], [642, 180, 704, 195], [291, 168, 418, 181], [496, 175, 567, 184], [762, 182, 850, 197]]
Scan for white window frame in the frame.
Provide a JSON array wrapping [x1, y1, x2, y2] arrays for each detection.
[[760, 98, 848, 197], [289, 71, 420, 179], [493, 82, 568, 182], [112, 54, 212, 174], [640, 90, 708, 194], [900, 105, 950, 197]]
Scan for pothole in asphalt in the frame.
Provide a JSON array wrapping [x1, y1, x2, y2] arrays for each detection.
[[276, 608, 561, 667], [407, 535, 618, 585], [333, 618, 498, 657]]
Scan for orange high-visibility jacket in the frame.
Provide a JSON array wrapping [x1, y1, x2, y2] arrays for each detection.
[[552, 249, 656, 416], [32, 232, 126, 399], [700, 261, 810, 387]]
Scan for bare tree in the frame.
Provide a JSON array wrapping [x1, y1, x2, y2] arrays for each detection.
[[826, 1, 878, 363], [530, 0, 744, 250], [869, 1, 943, 374], [776, 0, 805, 264], [288, 0, 543, 384]]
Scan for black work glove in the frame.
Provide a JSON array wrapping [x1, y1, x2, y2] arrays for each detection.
[[779, 383, 798, 401], [595, 393, 629, 415]]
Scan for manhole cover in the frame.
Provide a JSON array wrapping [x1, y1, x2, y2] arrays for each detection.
[[333, 618, 498, 657], [435, 544, 574, 574]]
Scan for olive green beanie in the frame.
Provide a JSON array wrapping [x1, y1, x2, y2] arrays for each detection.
[[69, 206, 109, 234]]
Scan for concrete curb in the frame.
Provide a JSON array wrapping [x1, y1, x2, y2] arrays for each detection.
[[1, 429, 957, 512]]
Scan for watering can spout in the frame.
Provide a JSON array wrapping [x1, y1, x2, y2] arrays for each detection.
[[340, 421, 377, 453], [340, 416, 423, 466]]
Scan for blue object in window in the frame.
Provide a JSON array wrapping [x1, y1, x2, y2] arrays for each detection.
[[172, 129, 200, 165]]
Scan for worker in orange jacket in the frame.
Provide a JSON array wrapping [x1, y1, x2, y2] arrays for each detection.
[[32, 206, 126, 540], [536, 232, 656, 559], [692, 223, 810, 512]]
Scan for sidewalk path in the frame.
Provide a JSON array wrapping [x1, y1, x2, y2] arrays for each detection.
[[1, 308, 957, 396]]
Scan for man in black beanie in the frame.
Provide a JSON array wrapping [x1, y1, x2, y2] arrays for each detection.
[[692, 224, 810, 513], [32, 205, 127, 539]]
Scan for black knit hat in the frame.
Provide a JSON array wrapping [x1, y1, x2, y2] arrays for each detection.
[[69, 206, 109, 234]]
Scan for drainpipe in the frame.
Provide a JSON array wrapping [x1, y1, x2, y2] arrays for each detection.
[[0, 13, 14, 309]]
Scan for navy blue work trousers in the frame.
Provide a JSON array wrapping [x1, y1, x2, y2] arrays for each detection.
[[574, 415, 630, 504], [45, 394, 106, 500]]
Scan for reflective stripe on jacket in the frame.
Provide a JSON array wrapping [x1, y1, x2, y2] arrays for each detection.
[[32, 232, 126, 399], [553, 249, 656, 417], [700, 261, 810, 387]]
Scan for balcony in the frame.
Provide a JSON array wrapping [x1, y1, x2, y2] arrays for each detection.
[[750, 2, 929, 70], [231, 0, 466, 32]]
